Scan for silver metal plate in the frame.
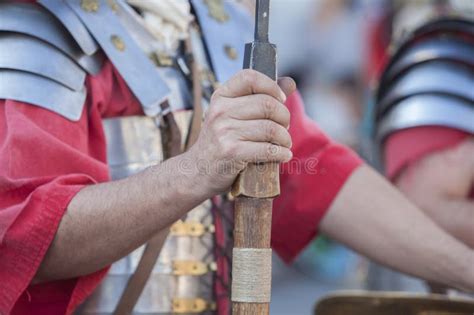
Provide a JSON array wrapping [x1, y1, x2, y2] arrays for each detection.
[[114, 0, 162, 56], [379, 61, 474, 114], [66, 0, 170, 117], [103, 112, 193, 178], [0, 33, 86, 91], [0, 2, 103, 75], [191, 0, 253, 83], [377, 94, 474, 142], [39, 0, 99, 56], [383, 37, 474, 87], [0, 69, 86, 121]]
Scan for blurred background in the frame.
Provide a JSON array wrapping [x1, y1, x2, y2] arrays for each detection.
[[267, 0, 472, 313]]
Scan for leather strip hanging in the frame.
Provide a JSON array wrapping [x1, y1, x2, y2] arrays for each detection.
[[184, 26, 203, 151]]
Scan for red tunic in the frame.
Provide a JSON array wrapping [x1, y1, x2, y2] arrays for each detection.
[[0, 61, 362, 315], [384, 127, 470, 180]]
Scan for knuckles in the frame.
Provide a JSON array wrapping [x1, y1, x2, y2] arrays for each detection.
[[263, 120, 277, 140], [260, 96, 277, 120], [217, 138, 238, 159], [239, 69, 258, 87]]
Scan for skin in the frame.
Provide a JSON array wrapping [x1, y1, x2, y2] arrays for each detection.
[[320, 166, 474, 293], [34, 70, 474, 293], [35, 70, 293, 283], [394, 138, 474, 248]]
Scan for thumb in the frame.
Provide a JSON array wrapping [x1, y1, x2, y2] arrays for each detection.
[[277, 77, 297, 99]]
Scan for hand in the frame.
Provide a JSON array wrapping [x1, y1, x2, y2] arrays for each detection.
[[185, 69, 296, 196]]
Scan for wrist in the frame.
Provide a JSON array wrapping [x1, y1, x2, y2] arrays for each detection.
[[160, 150, 216, 201]]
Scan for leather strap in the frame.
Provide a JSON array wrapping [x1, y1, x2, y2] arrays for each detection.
[[185, 32, 203, 151], [113, 101, 183, 315], [113, 232, 169, 315]]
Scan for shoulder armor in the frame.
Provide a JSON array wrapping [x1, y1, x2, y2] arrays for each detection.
[[378, 61, 473, 117], [377, 95, 474, 142], [0, 2, 90, 120], [191, 0, 253, 83], [374, 18, 474, 145], [0, 70, 87, 121], [39, 0, 99, 56], [63, 0, 170, 117], [0, 2, 103, 75], [0, 1, 172, 119]]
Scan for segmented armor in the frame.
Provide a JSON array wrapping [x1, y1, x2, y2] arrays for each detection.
[[374, 18, 474, 167]]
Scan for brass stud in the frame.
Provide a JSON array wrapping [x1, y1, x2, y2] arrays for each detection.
[[224, 45, 238, 60], [204, 0, 229, 23], [107, 0, 119, 13], [81, 0, 99, 12], [111, 35, 126, 52]]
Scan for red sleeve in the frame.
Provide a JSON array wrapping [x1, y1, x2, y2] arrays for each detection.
[[384, 126, 470, 180], [272, 91, 363, 263], [0, 61, 141, 315]]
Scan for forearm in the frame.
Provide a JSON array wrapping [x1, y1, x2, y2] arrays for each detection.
[[35, 152, 209, 283], [320, 165, 474, 292], [34, 71, 295, 284], [421, 198, 474, 249]]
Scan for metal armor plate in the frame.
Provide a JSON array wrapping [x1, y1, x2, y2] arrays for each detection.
[[373, 18, 474, 169], [0, 1, 172, 120]]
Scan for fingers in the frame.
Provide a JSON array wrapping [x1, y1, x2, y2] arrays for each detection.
[[234, 119, 292, 148], [215, 69, 286, 102], [278, 77, 297, 98], [225, 94, 291, 128], [237, 142, 293, 163]]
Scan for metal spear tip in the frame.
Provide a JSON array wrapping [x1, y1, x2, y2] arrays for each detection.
[[255, 0, 270, 42]]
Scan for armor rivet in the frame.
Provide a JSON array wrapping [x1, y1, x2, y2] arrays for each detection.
[[207, 224, 216, 233], [81, 0, 99, 12], [204, 0, 230, 23], [224, 45, 238, 60], [111, 35, 126, 51], [107, 0, 119, 13], [209, 262, 217, 271]]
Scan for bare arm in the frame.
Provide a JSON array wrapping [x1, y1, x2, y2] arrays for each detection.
[[35, 155, 207, 283], [35, 71, 295, 283], [395, 138, 474, 248], [320, 165, 474, 293]]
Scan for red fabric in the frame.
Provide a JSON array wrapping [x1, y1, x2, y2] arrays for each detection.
[[273, 92, 362, 263], [0, 59, 361, 313], [384, 126, 470, 180], [0, 61, 141, 315]]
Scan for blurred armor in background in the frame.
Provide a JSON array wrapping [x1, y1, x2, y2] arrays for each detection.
[[369, 6, 474, 293]]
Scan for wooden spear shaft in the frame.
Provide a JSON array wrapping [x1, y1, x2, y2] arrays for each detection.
[[232, 1, 278, 314]]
